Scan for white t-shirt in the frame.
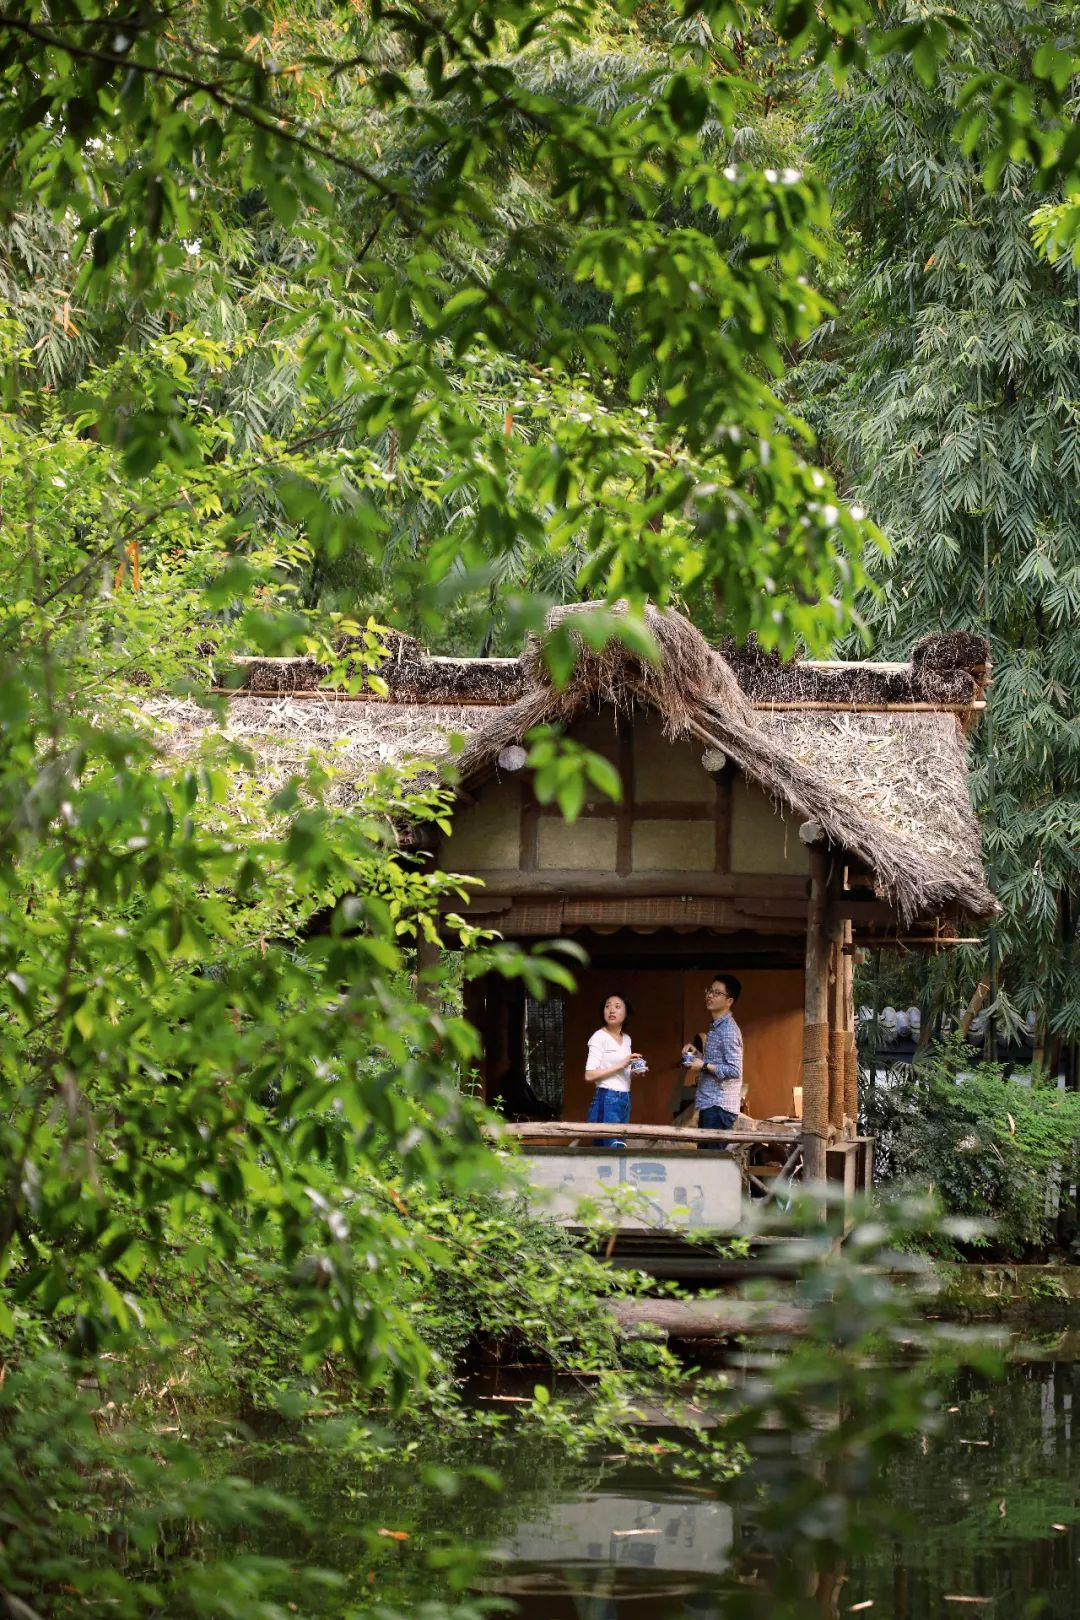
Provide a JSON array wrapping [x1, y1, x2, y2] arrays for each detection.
[[586, 1028, 632, 1093]]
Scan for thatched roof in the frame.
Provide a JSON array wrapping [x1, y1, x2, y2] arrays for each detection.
[[142, 606, 994, 924]]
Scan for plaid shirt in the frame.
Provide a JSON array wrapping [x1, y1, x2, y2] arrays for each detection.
[[696, 1011, 743, 1115]]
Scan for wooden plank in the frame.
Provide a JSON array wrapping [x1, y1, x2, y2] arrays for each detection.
[[607, 1298, 810, 1338], [520, 799, 539, 872], [731, 896, 809, 917], [714, 770, 731, 874], [536, 800, 722, 821], [616, 727, 634, 877], [536, 802, 621, 819], [212, 685, 510, 706], [503, 1121, 797, 1145], [842, 919, 857, 1129], [830, 899, 903, 924], [449, 871, 810, 898], [552, 931, 807, 966]]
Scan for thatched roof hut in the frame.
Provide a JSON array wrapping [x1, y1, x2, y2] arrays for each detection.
[[145, 605, 993, 928], [142, 604, 994, 1161]]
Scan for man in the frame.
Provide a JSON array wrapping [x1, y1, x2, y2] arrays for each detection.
[[683, 974, 743, 1132]]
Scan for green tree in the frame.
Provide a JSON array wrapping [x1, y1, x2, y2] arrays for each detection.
[[805, 0, 1080, 1074], [0, 0, 891, 1357], [0, 1, 1063, 1610]]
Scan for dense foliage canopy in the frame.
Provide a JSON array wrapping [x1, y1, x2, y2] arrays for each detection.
[[803, 0, 1080, 1070], [4, 0, 1080, 1612]]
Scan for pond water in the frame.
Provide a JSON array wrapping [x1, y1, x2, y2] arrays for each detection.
[[255, 1347, 1080, 1620]]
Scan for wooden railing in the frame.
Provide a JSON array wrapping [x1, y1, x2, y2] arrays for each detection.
[[501, 1120, 799, 1147]]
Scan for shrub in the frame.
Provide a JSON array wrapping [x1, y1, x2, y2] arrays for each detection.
[[861, 1043, 1080, 1257]]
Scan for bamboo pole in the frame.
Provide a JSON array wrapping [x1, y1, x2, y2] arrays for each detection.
[[827, 912, 845, 1135], [958, 973, 992, 1039], [802, 845, 830, 1184], [750, 699, 986, 714], [842, 921, 858, 1136]]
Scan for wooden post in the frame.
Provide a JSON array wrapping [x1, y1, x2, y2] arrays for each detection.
[[802, 844, 829, 1184], [462, 973, 491, 1102]]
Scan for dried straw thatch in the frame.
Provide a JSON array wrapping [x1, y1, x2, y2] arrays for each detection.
[[141, 694, 492, 812], [757, 709, 989, 909], [141, 605, 995, 923]]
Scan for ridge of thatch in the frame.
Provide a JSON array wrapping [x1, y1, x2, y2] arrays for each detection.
[[720, 630, 987, 705], [214, 626, 987, 709], [226, 632, 526, 705], [456, 604, 995, 925]]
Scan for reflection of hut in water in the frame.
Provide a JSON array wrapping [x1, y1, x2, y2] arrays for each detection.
[[146, 605, 995, 1205], [483, 1489, 734, 1617]]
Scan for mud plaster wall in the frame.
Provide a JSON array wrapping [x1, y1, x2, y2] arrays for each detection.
[[729, 779, 810, 876], [631, 820, 714, 872], [442, 780, 521, 869], [633, 714, 716, 803], [569, 711, 623, 805], [443, 717, 811, 882], [537, 818, 618, 870]]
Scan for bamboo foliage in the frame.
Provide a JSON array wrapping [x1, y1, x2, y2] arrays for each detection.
[[806, 0, 1080, 1064]]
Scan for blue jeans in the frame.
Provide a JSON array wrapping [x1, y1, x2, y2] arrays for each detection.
[[587, 1085, 630, 1147], [698, 1104, 737, 1132]]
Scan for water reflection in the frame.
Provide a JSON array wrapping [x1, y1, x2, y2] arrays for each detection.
[[480, 1359, 1080, 1620], [243, 1352, 1080, 1619], [490, 1492, 733, 1617]]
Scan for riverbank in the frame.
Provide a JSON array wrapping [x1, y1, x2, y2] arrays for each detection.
[[934, 1262, 1080, 1323]]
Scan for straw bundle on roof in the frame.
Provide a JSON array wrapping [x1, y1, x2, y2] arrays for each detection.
[[758, 709, 989, 904], [912, 628, 989, 675], [227, 633, 524, 705], [512, 600, 752, 735]]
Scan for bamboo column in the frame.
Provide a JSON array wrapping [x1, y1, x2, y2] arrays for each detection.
[[842, 922, 858, 1136], [802, 844, 829, 1184], [827, 909, 845, 1138]]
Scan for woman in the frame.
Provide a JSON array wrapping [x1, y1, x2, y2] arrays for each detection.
[[585, 993, 645, 1148]]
